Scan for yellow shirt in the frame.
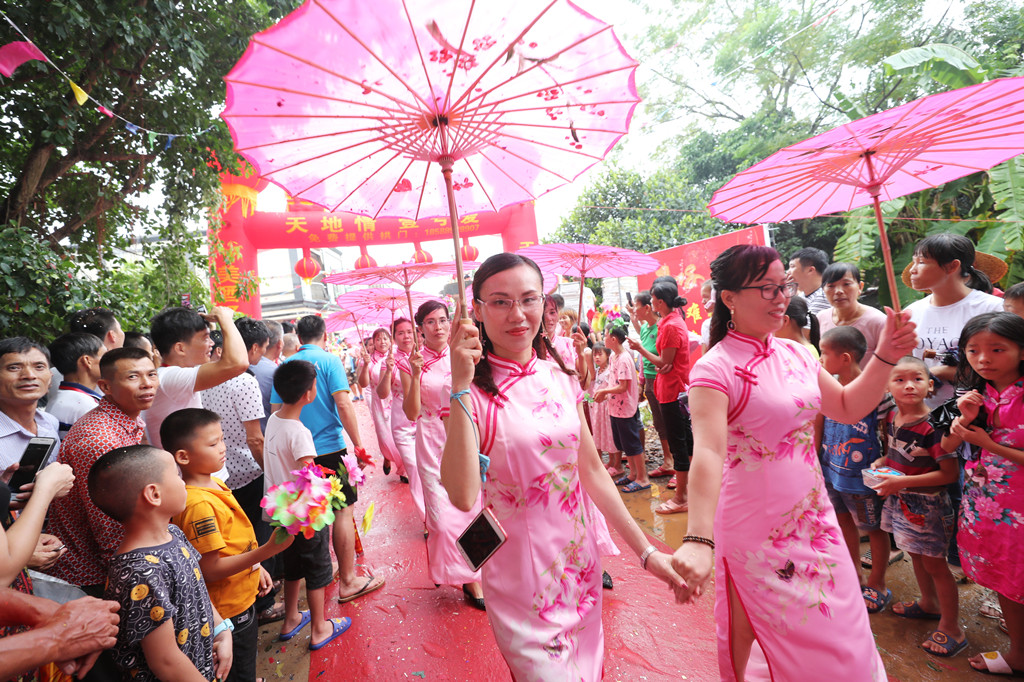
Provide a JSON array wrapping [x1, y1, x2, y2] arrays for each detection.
[[172, 479, 259, 619]]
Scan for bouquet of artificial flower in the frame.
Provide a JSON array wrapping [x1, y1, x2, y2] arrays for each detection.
[[261, 462, 348, 539]]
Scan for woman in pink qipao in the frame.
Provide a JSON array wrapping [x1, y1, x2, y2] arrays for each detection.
[[671, 245, 917, 681], [363, 328, 403, 477], [401, 301, 485, 607], [385, 318, 425, 522], [442, 254, 683, 681]]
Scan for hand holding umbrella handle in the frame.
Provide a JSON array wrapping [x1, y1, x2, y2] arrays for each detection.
[[875, 307, 917, 364], [449, 313, 482, 392]]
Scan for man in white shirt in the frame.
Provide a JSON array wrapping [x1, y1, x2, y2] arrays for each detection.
[[45, 332, 105, 438], [144, 305, 249, 448], [788, 247, 831, 316], [0, 337, 60, 470], [46, 307, 126, 405]]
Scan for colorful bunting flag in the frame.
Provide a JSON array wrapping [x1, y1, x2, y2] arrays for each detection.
[[0, 40, 46, 77], [68, 79, 87, 105]]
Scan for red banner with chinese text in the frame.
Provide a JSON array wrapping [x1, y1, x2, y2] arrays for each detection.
[[637, 226, 771, 338]]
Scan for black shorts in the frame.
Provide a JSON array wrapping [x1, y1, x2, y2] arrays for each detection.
[[281, 526, 332, 590], [313, 449, 358, 505], [610, 411, 644, 456]]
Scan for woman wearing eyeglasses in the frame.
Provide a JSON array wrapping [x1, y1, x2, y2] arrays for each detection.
[[671, 244, 917, 681], [442, 253, 683, 680], [400, 300, 484, 609]]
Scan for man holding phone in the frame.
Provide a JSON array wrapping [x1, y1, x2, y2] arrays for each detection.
[[0, 337, 60, 471]]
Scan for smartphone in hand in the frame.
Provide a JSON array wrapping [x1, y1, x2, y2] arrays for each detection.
[[8, 437, 58, 498]]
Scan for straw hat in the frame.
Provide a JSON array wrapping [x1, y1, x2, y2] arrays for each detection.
[[900, 250, 1008, 290]]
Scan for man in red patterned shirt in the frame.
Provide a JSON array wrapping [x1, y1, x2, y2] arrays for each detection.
[[43, 347, 158, 595]]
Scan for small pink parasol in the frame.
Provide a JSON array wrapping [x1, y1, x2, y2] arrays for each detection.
[[517, 243, 659, 322]]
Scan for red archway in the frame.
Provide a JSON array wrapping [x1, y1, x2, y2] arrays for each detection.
[[209, 171, 540, 318]]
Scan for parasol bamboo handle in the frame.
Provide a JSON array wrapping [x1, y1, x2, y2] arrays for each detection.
[[864, 153, 901, 313], [439, 156, 470, 321], [404, 286, 419, 350]]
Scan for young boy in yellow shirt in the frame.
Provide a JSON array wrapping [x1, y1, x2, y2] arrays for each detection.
[[163, 409, 293, 682]]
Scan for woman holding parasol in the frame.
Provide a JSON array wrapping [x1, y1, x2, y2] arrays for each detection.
[[671, 244, 917, 680]]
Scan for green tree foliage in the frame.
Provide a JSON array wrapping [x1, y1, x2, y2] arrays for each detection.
[[0, 0, 293, 339]]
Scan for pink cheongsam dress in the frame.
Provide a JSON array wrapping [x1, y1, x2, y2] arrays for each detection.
[[457, 352, 605, 681], [367, 351, 401, 474], [412, 344, 481, 586], [688, 331, 885, 681], [394, 350, 425, 521]]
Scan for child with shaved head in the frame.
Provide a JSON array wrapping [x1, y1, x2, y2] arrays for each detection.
[[91, 445, 234, 682]]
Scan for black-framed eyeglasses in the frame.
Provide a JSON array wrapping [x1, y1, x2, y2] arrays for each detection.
[[739, 281, 800, 300]]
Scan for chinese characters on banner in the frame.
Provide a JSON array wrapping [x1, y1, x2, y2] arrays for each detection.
[[637, 225, 771, 340]]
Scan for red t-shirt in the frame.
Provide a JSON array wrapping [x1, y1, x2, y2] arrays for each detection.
[[654, 310, 690, 403]]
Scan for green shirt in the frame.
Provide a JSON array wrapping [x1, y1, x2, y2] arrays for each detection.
[[640, 322, 658, 378]]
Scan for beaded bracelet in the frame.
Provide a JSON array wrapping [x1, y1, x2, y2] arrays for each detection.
[[681, 535, 715, 550], [872, 351, 897, 367], [451, 390, 490, 482]]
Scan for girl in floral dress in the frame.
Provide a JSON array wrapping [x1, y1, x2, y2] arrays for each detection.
[[400, 301, 484, 608], [365, 328, 404, 478], [589, 344, 620, 470], [944, 312, 1024, 676], [442, 254, 683, 681], [671, 245, 917, 681]]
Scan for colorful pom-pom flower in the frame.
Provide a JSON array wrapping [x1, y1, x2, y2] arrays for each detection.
[[261, 462, 348, 539]]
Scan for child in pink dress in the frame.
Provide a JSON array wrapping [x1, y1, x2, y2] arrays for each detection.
[[944, 312, 1024, 675], [442, 254, 683, 681], [671, 245, 917, 681], [588, 345, 618, 463]]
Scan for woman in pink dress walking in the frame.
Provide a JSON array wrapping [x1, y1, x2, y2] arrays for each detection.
[[385, 318, 425, 521], [672, 244, 917, 681], [362, 327, 403, 478], [401, 301, 484, 608], [442, 253, 683, 680]]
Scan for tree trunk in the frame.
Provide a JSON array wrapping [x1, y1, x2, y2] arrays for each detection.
[[2, 141, 55, 228]]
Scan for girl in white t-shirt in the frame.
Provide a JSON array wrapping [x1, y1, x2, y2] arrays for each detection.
[[905, 234, 1004, 408]]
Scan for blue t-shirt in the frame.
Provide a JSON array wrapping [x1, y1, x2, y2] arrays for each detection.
[[270, 344, 350, 454], [821, 397, 891, 494]]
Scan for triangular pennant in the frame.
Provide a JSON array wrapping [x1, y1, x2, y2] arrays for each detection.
[[68, 79, 87, 106], [97, 105, 114, 118], [164, 134, 176, 150], [0, 41, 47, 78], [125, 123, 139, 134], [147, 131, 157, 148]]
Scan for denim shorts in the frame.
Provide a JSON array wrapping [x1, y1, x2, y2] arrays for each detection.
[[881, 489, 954, 559], [827, 485, 883, 531]]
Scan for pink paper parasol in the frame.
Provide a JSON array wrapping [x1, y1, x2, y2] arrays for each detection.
[[335, 287, 439, 324], [222, 0, 639, 318], [707, 77, 1024, 311], [517, 243, 659, 321], [325, 261, 477, 346]]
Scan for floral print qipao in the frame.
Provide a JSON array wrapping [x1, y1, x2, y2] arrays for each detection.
[[689, 331, 885, 681], [455, 352, 604, 681]]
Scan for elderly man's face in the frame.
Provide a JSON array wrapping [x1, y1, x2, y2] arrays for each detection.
[[0, 348, 51, 409]]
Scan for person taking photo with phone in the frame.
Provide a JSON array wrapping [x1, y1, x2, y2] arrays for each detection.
[[441, 253, 684, 680]]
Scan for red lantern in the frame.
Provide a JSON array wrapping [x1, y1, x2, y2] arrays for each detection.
[[295, 248, 321, 282], [460, 239, 479, 262], [411, 241, 433, 264], [354, 245, 377, 269]]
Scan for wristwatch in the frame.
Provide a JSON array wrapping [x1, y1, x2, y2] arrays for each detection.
[[213, 618, 234, 638]]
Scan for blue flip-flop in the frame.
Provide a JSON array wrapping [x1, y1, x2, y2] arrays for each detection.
[[620, 481, 651, 493], [613, 474, 632, 486], [862, 586, 892, 614], [309, 617, 352, 651], [922, 629, 968, 658], [893, 600, 941, 620], [278, 610, 311, 641]]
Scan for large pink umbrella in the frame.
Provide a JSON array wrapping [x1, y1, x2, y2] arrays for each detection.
[[707, 77, 1024, 311], [517, 243, 659, 321], [221, 0, 639, 317]]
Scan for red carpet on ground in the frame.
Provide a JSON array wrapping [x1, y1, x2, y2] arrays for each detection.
[[311, 410, 719, 680]]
